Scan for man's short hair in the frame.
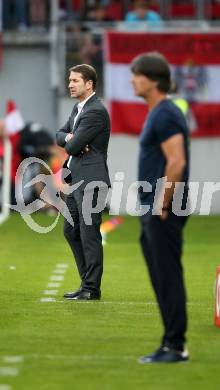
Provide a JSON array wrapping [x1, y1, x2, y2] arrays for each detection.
[[69, 64, 97, 90], [131, 52, 171, 93]]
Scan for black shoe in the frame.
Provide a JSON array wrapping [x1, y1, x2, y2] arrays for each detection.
[[138, 347, 189, 364], [67, 290, 101, 300], [63, 287, 82, 299]]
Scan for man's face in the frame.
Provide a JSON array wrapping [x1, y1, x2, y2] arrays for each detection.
[[68, 71, 91, 99], [131, 73, 156, 99]]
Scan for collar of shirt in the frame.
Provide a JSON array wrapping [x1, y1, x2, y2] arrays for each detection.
[[77, 92, 96, 112]]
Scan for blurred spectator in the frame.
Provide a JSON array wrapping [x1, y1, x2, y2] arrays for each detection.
[[59, 0, 74, 20], [78, 31, 103, 95], [29, 0, 49, 30], [2, 0, 50, 31], [59, 0, 81, 20], [105, 0, 123, 20], [86, 4, 114, 22], [0, 0, 2, 29], [18, 121, 58, 213], [79, 32, 102, 63], [3, 0, 27, 31], [0, 120, 63, 215], [125, 0, 162, 23], [170, 80, 197, 134], [19, 122, 54, 162]]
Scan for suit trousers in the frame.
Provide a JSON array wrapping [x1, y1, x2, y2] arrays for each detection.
[[140, 212, 188, 351], [64, 188, 107, 293]]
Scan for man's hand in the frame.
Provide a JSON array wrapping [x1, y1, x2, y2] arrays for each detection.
[[154, 204, 169, 221], [160, 209, 169, 221], [65, 132, 90, 155], [65, 133, 73, 143], [80, 145, 90, 155]]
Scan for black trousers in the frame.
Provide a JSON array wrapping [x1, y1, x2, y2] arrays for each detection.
[[140, 212, 188, 350], [64, 188, 106, 293]]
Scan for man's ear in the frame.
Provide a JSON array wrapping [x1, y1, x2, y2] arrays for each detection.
[[86, 80, 93, 90]]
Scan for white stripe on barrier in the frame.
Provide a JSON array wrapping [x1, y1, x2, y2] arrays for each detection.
[[105, 63, 220, 103]]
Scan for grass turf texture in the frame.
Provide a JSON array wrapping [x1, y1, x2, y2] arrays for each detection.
[[0, 213, 220, 390]]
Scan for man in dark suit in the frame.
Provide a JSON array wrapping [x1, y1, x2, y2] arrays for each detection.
[[56, 64, 111, 300]]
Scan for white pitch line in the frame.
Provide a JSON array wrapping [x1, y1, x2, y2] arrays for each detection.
[[20, 354, 136, 362], [47, 283, 61, 288], [60, 300, 156, 305], [0, 367, 19, 376], [3, 356, 24, 364], [55, 300, 209, 308], [40, 263, 69, 302], [43, 290, 58, 296], [53, 269, 66, 274], [0, 385, 12, 390], [50, 275, 64, 281], [40, 298, 56, 302]]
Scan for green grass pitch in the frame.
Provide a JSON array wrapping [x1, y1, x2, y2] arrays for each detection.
[[0, 213, 220, 390]]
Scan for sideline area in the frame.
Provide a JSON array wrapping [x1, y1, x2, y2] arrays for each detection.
[[0, 213, 219, 389]]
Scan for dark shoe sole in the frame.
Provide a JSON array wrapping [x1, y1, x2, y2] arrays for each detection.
[[138, 356, 189, 364], [63, 288, 82, 299], [138, 349, 189, 364], [66, 296, 101, 301]]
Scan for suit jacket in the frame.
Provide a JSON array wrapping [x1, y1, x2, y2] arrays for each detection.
[[56, 94, 111, 189]]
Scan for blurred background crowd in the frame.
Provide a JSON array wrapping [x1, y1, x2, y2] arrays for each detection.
[[1, 0, 220, 32]]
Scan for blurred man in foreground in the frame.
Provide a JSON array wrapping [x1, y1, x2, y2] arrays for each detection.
[[131, 52, 190, 363]]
